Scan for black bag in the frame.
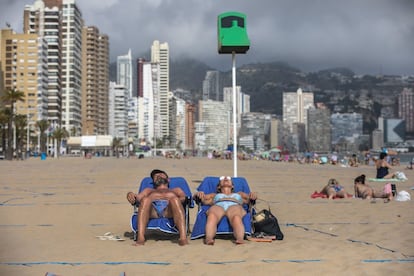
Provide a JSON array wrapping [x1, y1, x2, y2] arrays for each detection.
[[252, 208, 284, 240]]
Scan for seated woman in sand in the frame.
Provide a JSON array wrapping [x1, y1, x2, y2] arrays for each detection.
[[320, 178, 348, 199], [375, 152, 395, 179], [194, 176, 257, 245], [353, 174, 393, 202]]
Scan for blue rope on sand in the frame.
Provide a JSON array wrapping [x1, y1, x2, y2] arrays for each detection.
[[1, 261, 171, 266], [262, 259, 322, 263]]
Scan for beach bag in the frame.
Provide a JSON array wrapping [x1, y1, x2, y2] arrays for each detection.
[[395, 171, 408, 181], [395, 190, 411, 201], [252, 208, 284, 240]]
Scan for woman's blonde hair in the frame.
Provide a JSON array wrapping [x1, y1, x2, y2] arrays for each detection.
[[327, 178, 338, 186]]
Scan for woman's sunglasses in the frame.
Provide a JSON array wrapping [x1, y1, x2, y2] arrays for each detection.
[[219, 176, 231, 181]]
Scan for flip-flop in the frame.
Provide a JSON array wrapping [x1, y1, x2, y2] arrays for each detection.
[[247, 236, 273, 242], [96, 232, 125, 241]]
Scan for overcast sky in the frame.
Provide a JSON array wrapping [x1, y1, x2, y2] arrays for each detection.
[[1, 0, 414, 75]]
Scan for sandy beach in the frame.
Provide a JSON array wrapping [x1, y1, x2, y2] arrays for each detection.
[[0, 156, 413, 275]]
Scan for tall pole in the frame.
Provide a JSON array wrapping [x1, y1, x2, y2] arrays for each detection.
[[232, 51, 237, 177]]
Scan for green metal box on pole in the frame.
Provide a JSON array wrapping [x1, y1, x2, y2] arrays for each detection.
[[217, 12, 250, 54]]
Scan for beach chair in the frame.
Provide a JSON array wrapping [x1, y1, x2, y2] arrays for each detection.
[[190, 176, 255, 240], [129, 176, 194, 241]]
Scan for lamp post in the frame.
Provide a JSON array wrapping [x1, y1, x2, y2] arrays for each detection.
[[217, 11, 250, 177]]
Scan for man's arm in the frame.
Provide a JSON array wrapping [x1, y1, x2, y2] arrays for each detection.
[[171, 187, 188, 202], [135, 188, 153, 202]]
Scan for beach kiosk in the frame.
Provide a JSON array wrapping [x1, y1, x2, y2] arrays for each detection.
[[217, 12, 250, 176]]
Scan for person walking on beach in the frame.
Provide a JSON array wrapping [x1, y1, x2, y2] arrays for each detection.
[[126, 169, 188, 246]]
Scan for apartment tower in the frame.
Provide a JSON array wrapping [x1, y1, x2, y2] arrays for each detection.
[[24, 0, 84, 135], [81, 25, 109, 135], [151, 40, 169, 140]]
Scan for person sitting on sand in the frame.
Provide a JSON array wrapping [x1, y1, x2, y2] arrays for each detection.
[[375, 152, 395, 179], [194, 176, 257, 245], [320, 178, 348, 199], [126, 169, 188, 246], [353, 174, 393, 202]]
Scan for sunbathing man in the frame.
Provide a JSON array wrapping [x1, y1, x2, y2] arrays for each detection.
[[126, 169, 188, 246]]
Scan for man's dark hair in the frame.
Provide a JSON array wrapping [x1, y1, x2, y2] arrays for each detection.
[[150, 169, 168, 180]]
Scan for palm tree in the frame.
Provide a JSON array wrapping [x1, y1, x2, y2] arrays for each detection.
[[52, 127, 69, 157], [0, 109, 10, 156], [1, 88, 25, 160], [112, 137, 123, 158], [36, 119, 49, 153], [14, 114, 27, 159]]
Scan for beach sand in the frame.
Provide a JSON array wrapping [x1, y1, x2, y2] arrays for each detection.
[[0, 156, 413, 275]]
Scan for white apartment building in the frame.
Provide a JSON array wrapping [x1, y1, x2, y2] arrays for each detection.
[[138, 62, 159, 145], [24, 0, 62, 124], [223, 85, 250, 129], [151, 40, 169, 139], [108, 82, 128, 141], [283, 88, 314, 134]]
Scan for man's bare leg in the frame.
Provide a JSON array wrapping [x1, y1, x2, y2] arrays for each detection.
[[168, 197, 188, 246], [135, 197, 152, 245]]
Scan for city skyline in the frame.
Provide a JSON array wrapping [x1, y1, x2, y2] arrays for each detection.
[[1, 0, 413, 76]]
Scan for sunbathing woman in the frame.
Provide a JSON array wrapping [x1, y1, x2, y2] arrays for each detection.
[[354, 174, 393, 202], [194, 176, 257, 245], [320, 178, 348, 199]]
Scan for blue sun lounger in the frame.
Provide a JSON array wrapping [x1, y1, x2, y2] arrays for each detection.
[[190, 176, 255, 240], [130, 177, 193, 240]]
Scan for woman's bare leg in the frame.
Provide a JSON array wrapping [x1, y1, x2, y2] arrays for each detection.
[[205, 206, 225, 245], [226, 206, 247, 244]]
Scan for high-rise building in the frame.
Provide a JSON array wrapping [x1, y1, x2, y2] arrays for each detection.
[[307, 106, 331, 152], [198, 100, 229, 150], [138, 62, 159, 144], [24, 0, 84, 135], [331, 112, 363, 152], [283, 88, 314, 134], [223, 85, 250, 129], [202, 71, 220, 101], [108, 82, 128, 140], [117, 49, 133, 98], [81, 26, 109, 135], [24, 0, 63, 125], [185, 103, 196, 151], [0, 29, 49, 123], [151, 40, 169, 139], [398, 88, 414, 134], [239, 112, 272, 151], [137, 58, 145, 98]]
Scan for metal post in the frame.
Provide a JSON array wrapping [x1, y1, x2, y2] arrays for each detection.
[[232, 51, 237, 177], [26, 114, 30, 157]]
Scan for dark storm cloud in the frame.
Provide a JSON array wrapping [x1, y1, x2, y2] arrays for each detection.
[[1, 0, 413, 75]]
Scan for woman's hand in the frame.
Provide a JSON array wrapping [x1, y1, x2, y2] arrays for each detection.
[[249, 192, 258, 201], [194, 191, 206, 200]]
